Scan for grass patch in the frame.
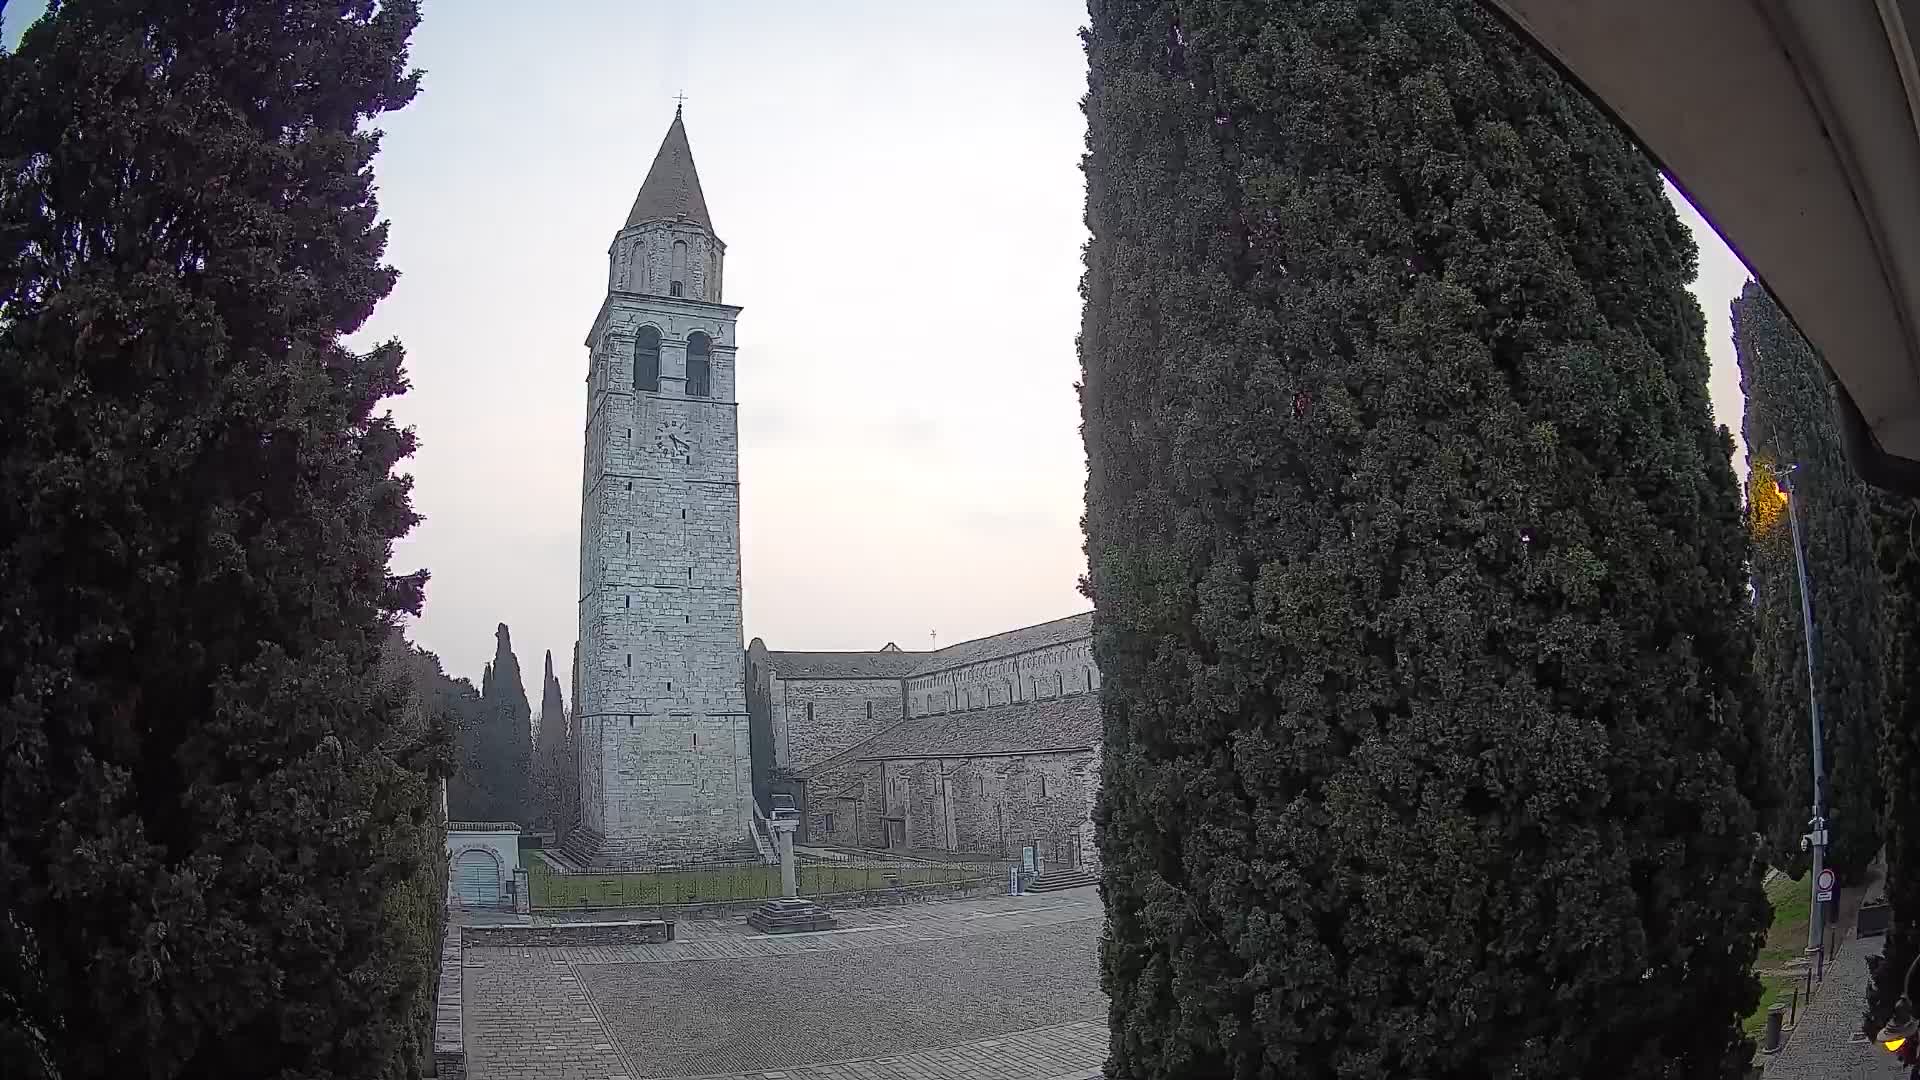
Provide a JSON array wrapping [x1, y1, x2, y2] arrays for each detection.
[[528, 857, 988, 909], [1743, 972, 1799, 1037], [1757, 872, 1814, 970]]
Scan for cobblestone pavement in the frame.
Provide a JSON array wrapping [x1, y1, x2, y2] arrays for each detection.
[[463, 951, 631, 1080], [1761, 927, 1908, 1080], [676, 1019, 1108, 1080], [463, 887, 1107, 1080]]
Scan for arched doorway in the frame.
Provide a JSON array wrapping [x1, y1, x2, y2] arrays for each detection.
[[453, 847, 502, 907]]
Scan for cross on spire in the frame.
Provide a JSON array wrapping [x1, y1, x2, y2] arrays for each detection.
[[673, 90, 687, 117]]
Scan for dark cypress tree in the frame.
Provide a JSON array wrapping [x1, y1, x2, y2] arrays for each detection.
[[477, 623, 532, 824], [1868, 492, 1920, 1035], [0, 2, 440, 1078], [1079, 2, 1768, 1077], [568, 641, 582, 834], [421, 655, 487, 824], [532, 650, 569, 830], [1734, 280, 1884, 880]]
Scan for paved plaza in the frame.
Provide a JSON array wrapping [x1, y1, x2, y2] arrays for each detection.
[[461, 888, 1108, 1080]]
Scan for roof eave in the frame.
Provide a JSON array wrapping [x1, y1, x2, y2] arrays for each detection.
[[1478, 0, 1920, 495]]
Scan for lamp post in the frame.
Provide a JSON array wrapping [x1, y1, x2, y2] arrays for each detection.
[[1776, 463, 1831, 978]]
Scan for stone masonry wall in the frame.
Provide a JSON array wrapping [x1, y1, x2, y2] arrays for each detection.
[[801, 754, 881, 847], [575, 230, 750, 859], [905, 639, 1100, 718], [850, 750, 1097, 866], [612, 221, 723, 304], [460, 920, 676, 948], [772, 675, 907, 771]]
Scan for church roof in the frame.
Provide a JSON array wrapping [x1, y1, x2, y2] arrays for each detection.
[[905, 612, 1093, 677], [763, 612, 1094, 683], [765, 650, 924, 680], [625, 108, 713, 232], [846, 692, 1101, 761]]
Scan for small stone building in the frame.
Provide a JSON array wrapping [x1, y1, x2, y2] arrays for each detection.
[[745, 613, 1102, 870], [447, 822, 523, 910]]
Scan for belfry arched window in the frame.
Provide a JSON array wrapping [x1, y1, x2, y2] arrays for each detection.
[[634, 326, 661, 392], [686, 331, 712, 398], [671, 240, 688, 297]]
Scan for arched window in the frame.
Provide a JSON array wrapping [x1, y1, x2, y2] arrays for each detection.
[[686, 331, 712, 397], [671, 240, 688, 297], [634, 325, 661, 392]]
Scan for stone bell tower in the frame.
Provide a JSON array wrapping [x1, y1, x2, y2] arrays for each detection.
[[571, 107, 752, 865]]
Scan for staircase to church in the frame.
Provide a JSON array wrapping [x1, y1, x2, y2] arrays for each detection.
[[1025, 867, 1099, 893]]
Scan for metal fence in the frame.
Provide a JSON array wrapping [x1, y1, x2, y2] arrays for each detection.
[[527, 854, 999, 910]]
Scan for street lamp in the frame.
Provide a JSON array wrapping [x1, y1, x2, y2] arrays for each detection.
[[1775, 463, 1831, 979]]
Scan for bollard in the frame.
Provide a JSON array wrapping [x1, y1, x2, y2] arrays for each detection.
[[1763, 1002, 1788, 1054]]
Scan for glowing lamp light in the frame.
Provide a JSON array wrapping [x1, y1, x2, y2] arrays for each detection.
[[1884, 1035, 1908, 1053]]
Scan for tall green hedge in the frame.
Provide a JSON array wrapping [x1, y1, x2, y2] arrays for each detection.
[[1734, 281, 1884, 880], [1868, 492, 1920, 1035], [1079, 2, 1768, 1076]]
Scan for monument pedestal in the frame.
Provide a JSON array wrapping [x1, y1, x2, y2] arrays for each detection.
[[746, 897, 838, 934]]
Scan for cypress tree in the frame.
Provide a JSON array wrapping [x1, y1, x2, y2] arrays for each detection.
[[1868, 492, 1920, 1035], [1734, 280, 1884, 880], [0, 2, 440, 1077], [568, 641, 582, 834], [1079, 2, 1768, 1076], [478, 623, 532, 824], [532, 650, 569, 831]]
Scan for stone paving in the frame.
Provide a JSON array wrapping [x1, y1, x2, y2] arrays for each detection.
[[462, 887, 1107, 1080], [1761, 926, 1908, 1080]]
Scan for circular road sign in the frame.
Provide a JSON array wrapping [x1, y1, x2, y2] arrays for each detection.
[[1817, 868, 1837, 894]]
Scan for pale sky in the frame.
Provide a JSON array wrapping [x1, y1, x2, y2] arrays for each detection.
[[4, 1, 1754, 697]]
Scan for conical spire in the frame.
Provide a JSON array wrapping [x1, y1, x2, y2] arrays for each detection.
[[625, 109, 713, 232]]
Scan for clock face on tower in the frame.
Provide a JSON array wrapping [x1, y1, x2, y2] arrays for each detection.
[[653, 416, 692, 463]]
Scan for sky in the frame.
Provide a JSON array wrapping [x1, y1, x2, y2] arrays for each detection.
[[3, 1, 1754, 696]]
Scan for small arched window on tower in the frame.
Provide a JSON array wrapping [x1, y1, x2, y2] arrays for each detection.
[[686, 332, 712, 398], [634, 325, 661, 392], [670, 240, 688, 297]]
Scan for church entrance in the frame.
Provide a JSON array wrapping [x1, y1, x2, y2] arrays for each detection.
[[882, 817, 907, 849]]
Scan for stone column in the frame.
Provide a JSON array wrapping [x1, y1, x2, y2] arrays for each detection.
[[770, 818, 798, 898]]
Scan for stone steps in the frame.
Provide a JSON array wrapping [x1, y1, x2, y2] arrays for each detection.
[[744, 897, 838, 934], [1026, 868, 1099, 893]]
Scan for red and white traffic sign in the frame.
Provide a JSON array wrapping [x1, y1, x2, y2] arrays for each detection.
[[1816, 867, 1837, 901]]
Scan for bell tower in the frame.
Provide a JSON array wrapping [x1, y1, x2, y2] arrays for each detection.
[[573, 107, 752, 865]]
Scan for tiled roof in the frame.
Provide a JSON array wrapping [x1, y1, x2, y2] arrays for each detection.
[[625, 110, 713, 232], [766, 650, 925, 680], [847, 692, 1101, 761], [906, 612, 1093, 677]]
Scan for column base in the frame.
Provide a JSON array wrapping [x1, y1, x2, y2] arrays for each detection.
[[744, 897, 838, 934]]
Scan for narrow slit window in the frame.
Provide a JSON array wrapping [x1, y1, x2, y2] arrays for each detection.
[[670, 240, 688, 296]]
